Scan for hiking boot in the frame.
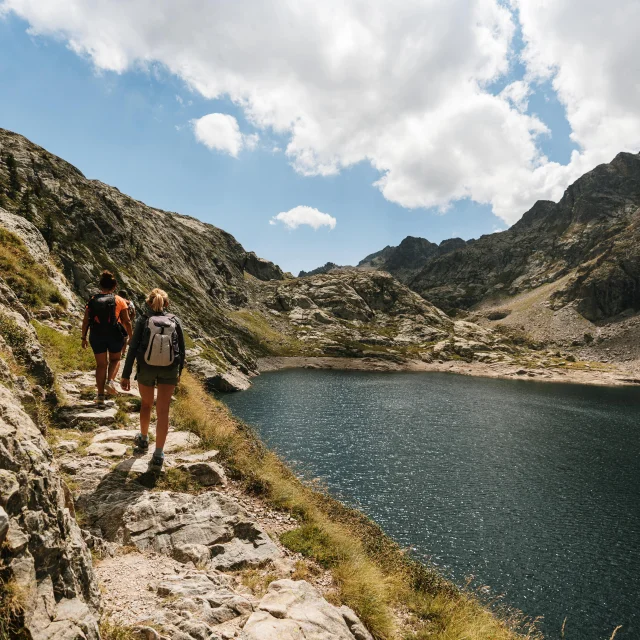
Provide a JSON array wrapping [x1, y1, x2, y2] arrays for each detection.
[[105, 380, 118, 396], [148, 453, 164, 475], [95, 394, 106, 407], [133, 433, 149, 454]]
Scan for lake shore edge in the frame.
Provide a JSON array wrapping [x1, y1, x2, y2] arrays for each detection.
[[258, 355, 640, 387]]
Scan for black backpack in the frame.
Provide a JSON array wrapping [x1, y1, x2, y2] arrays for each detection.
[[87, 293, 117, 329]]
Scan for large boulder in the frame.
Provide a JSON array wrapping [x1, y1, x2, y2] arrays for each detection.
[[190, 357, 252, 392], [242, 579, 373, 640], [0, 383, 101, 639], [242, 251, 285, 281]]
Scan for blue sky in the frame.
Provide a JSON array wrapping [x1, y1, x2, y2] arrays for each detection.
[[0, 9, 584, 275]]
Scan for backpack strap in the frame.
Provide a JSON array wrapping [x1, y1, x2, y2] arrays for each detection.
[[86, 294, 97, 327]]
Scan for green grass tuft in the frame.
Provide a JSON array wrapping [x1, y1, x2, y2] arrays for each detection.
[[32, 321, 95, 373], [0, 227, 66, 310], [229, 309, 306, 356]]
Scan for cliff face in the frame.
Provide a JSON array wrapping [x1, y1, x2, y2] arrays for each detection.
[[408, 152, 640, 320], [0, 214, 101, 638], [0, 128, 284, 375]]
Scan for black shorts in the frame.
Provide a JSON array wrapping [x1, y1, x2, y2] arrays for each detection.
[[89, 329, 125, 355]]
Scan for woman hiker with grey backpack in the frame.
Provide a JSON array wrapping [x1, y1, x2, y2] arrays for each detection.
[[121, 288, 186, 474]]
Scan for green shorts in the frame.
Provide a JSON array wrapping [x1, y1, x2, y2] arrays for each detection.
[[136, 361, 180, 387]]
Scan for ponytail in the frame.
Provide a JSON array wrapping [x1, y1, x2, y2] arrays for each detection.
[[146, 288, 169, 312]]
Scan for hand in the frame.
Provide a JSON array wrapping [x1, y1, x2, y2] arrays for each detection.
[[120, 378, 131, 391], [81, 337, 88, 350]]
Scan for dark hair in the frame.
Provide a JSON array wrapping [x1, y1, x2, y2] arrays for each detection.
[[99, 270, 117, 291], [118, 289, 129, 299]]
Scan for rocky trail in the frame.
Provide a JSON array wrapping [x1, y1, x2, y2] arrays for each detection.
[[44, 371, 373, 640]]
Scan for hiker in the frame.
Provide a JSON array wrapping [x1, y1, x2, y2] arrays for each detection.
[[81, 270, 133, 406], [117, 289, 136, 355], [121, 288, 186, 474]]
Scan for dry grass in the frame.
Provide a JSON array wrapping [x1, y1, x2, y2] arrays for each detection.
[[0, 578, 28, 640], [0, 313, 32, 363], [171, 371, 540, 640], [154, 467, 202, 494], [240, 567, 281, 596], [99, 618, 138, 640]]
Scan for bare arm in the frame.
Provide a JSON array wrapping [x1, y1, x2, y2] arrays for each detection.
[[81, 307, 90, 349], [120, 309, 133, 339]]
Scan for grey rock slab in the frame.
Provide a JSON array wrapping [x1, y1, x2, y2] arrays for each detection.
[[86, 442, 128, 458], [60, 406, 118, 427], [243, 579, 372, 640], [178, 461, 226, 486], [55, 440, 79, 453], [87, 489, 280, 570], [5, 519, 29, 553], [0, 468, 19, 507], [164, 430, 202, 453], [174, 450, 219, 464], [0, 384, 101, 635], [0, 506, 8, 542], [155, 569, 254, 624], [339, 605, 374, 640], [190, 358, 252, 393], [117, 454, 154, 475], [91, 429, 139, 444]]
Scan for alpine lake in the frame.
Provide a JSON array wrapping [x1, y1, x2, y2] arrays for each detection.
[[222, 369, 640, 639]]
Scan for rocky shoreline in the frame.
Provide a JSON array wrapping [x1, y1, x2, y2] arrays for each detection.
[[258, 355, 640, 387]]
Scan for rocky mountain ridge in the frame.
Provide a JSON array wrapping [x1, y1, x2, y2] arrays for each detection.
[[354, 152, 640, 327], [0, 128, 543, 387], [410, 151, 640, 321], [358, 235, 467, 283]]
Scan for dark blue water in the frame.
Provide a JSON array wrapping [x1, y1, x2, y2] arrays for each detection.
[[222, 370, 640, 639]]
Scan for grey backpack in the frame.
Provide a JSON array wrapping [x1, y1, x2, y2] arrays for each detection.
[[143, 314, 178, 367]]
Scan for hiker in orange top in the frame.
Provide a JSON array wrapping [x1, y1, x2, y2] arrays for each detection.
[[81, 270, 133, 406]]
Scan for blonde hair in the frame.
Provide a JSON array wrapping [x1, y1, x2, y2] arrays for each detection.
[[146, 288, 169, 312]]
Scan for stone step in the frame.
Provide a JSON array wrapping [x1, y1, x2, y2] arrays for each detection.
[[59, 406, 118, 428]]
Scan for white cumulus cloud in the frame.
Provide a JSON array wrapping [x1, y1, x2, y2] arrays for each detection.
[[192, 113, 258, 157], [3, 0, 639, 225], [270, 206, 337, 231]]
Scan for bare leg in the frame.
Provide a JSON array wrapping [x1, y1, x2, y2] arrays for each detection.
[[94, 353, 108, 396], [139, 383, 155, 437], [108, 351, 122, 382], [155, 384, 176, 450]]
